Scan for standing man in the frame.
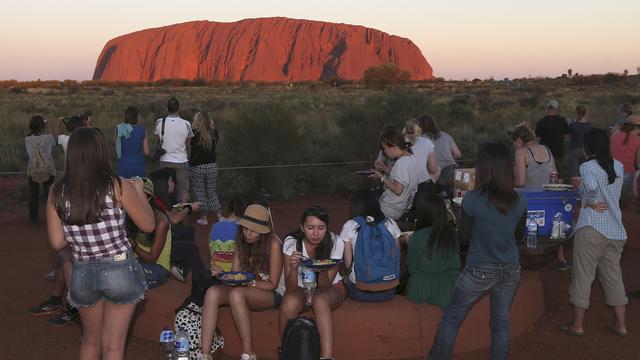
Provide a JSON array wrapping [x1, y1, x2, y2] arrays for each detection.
[[156, 97, 193, 202], [535, 99, 569, 174]]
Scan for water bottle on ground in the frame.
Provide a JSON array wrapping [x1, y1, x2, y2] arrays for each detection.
[[174, 328, 190, 360], [526, 217, 538, 248], [301, 266, 316, 307], [159, 327, 175, 360]]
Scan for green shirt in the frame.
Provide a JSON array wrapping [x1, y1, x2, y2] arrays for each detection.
[[406, 227, 460, 309]]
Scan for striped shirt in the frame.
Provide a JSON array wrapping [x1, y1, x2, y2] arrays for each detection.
[[575, 159, 627, 240], [63, 195, 131, 261]]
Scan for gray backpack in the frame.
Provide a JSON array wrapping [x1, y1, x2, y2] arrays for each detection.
[[28, 137, 51, 183]]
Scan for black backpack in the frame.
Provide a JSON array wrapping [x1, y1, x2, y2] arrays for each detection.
[[279, 317, 320, 360]]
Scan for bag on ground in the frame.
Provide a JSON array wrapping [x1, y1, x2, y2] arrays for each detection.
[[279, 317, 320, 360], [28, 137, 51, 184], [174, 297, 224, 360], [353, 216, 400, 291]]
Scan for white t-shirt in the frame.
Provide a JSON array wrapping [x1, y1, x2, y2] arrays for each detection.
[[155, 115, 193, 163], [380, 154, 419, 220], [57, 134, 70, 156], [411, 136, 435, 183], [339, 217, 401, 283], [282, 234, 344, 287]]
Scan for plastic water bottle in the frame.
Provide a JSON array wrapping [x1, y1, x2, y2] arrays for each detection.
[[301, 267, 316, 307], [159, 327, 175, 360], [551, 213, 563, 239], [526, 217, 538, 248], [174, 328, 189, 360]]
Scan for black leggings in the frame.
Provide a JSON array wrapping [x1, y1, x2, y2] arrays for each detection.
[[28, 176, 54, 223]]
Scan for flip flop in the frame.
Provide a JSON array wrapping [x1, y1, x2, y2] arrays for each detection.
[[607, 324, 628, 337], [560, 323, 584, 337]]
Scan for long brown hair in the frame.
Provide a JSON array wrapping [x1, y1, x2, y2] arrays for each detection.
[[236, 228, 273, 275], [474, 142, 518, 214], [192, 111, 217, 151], [51, 128, 121, 225]]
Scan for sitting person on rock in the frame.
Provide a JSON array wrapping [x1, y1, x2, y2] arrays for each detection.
[[128, 169, 209, 292], [200, 204, 284, 360], [371, 128, 419, 221], [406, 192, 459, 308], [340, 189, 401, 302], [280, 205, 346, 360], [209, 194, 249, 273]]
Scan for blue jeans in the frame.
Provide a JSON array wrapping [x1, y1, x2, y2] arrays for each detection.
[[427, 262, 521, 360], [137, 259, 170, 289], [344, 278, 396, 303]]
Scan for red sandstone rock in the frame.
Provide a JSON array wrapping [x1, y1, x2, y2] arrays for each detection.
[[93, 17, 433, 82]]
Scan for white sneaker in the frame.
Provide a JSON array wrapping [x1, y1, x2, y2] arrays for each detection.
[[240, 353, 257, 360], [196, 217, 208, 226], [170, 266, 185, 282]]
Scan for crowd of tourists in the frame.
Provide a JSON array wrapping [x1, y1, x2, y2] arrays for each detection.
[[22, 97, 638, 360]]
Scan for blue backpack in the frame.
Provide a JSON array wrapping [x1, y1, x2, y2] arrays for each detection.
[[353, 216, 400, 291]]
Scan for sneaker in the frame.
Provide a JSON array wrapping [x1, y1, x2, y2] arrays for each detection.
[[170, 266, 185, 282], [557, 261, 572, 271], [240, 353, 257, 360], [29, 297, 62, 316], [43, 269, 56, 281], [196, 216, 208, 226], [48, 306, 79, 326]]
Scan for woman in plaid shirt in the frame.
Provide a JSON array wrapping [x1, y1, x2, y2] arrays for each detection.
[[46, 128, 155, 360]]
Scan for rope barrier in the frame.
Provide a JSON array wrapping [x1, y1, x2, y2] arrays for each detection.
[[0, 159, 478, 177]]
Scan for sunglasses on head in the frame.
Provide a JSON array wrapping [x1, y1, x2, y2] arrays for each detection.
[[304, 205, 328, 217]]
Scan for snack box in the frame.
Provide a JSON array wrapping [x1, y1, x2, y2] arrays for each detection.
[[454, 168, 476, 197]]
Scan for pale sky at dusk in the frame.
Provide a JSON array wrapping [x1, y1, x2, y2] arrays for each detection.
[[1, 0, 638, 81]]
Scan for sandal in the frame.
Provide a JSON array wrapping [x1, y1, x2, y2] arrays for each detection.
[[560, 323, 584, 337], [607, 324, 628, 337]]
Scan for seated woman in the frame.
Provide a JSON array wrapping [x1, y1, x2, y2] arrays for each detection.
[[127, 176, 172, 289], [280, 205, 345, 360], [200, 204, 284, 360], [340, 189, 401, 302], [419, 114, 462, 192], [149, 168, 210, 295], [406, 192, 460, 309], [209, 194, 249, 273], [403, 119, 440, 185], [509, 122, 556, 188], [371, 128, 419, 221]]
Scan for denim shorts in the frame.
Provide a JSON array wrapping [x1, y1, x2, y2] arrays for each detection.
[[69, 252, 147, 307]]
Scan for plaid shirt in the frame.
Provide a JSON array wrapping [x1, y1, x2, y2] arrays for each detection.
[[575, 159, 627, 240], [63, 195, 130, 261]]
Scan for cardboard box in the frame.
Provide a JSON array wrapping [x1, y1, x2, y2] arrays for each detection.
[[454, 168, 476, 197]]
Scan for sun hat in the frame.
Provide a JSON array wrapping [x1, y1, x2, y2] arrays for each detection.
[[236, 204, 272, 234], [547, 99, 560, 110], [141, 177, 154, 196]]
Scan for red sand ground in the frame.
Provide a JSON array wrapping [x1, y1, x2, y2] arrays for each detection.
[[2, 175, 639, 360]]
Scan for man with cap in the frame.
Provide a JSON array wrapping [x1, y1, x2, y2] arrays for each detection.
[[536, 99, 569, 169]]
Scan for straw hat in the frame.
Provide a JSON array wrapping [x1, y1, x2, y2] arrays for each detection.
[[236, 205, 272, 234]]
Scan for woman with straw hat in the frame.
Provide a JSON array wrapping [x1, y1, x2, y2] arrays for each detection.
[[200, 204, 284, 360]]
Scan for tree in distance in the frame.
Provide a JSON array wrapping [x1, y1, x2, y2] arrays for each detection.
[[363, 63, 411, 88]]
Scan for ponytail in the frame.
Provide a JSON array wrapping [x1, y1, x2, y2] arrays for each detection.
[[584, 128, 617, 184]]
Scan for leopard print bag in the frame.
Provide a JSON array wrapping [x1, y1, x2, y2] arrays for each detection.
[[174, 300, 224, 360]]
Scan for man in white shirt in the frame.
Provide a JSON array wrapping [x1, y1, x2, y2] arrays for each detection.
[[155, 97, 193, 202]]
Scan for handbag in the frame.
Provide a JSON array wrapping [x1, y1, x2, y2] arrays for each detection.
[[151, 116, 167, 162], [174, 296, 224, 359]]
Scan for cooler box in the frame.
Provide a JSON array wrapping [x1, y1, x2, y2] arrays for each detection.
[[517, 188, 577, 237]]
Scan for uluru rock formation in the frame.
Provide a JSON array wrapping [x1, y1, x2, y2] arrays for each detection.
[[93, 17, 433, 82]]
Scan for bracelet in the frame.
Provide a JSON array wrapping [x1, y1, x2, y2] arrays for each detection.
[[184, 204, 193, 214]]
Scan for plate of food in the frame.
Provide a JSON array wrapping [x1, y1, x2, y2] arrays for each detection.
[[301, 258, 342, 269], [215, 271, 256, 285], [542, 184, 573, 192], [355, 169, 375, 176], [452, 197, 463, 206]]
